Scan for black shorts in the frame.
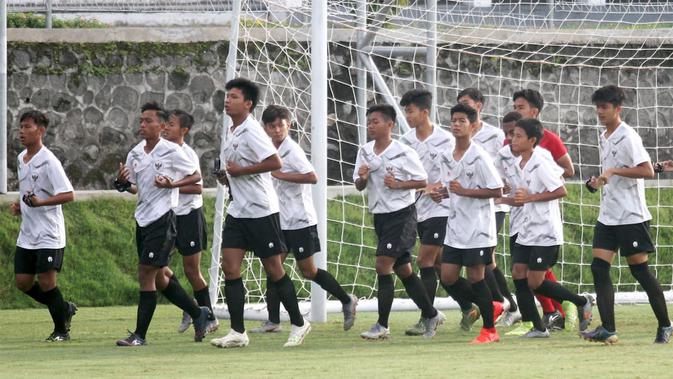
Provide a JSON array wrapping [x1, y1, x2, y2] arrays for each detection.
[[221, 213, 285, 259], [511, 243, 559, 271], [373, 205, 417, 267], [495, 211, 506, 234], [136, 210, 177, 268], [283, 225, 320, 261], [176, 207, 208, 256], [14, 246, 64, 274], [442, 245, 492, 267], [417, 217, 448, 246], [593, 221, 655, 257]]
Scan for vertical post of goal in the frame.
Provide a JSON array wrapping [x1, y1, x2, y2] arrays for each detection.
[[426, 0, 437, 123], [208, 0, 242, 306], [355, 0, 367, 145], [0, 1, 6, 194], [310, 0, 328, 323]]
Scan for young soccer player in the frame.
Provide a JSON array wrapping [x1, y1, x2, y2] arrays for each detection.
[[114, 102, 210, 346], [209, 78, 310, 348], [507, 118, 593, 339], [251, 104, 357, 333], [354, 104, 445, 340], [434, 103, 503, 344], [11, 110, 77, 342], [583, 85, 672, 344], [160, 109, 219, 335]]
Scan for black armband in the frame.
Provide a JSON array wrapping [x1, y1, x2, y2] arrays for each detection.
[[22, 192, 36, 207], [114, 178, 132, 193], [584, 178, 597, 193], [654, 163, 664, 174]]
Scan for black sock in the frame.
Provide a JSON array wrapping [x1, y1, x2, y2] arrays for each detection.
[[514, 279, 544, 331], [161, 277, 201, 320], [194, 287, 213, 314], [534, 280, 587, 307], [630, 262, 671, 328], [43, 287, 68, 333], [134, 291, 157, 339], [265, 277, 281, 324], [401, 273, 437, 319], [313, 269, 351, 304], [493, 267, 517, 312], [225, 278, 246, 333], [273, 275, 304, 327], [472, 280, 494, 329], [24, 283, 48, 305], [377, 274, 394, 328], [485, 267, 504, 303], [420, 267, 438, 305], [591, 258, 615, 332], [443, 277, 476, 312]]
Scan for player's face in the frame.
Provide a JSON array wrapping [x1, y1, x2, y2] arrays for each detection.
[[139, 110, 163, 140], [457, 96, 482, 114], [366, 112, 393, 140], [162, 114, 185, 143], [404, 104, 427, 129], [502, 121, 517, 142], [595, 102, 621, 126], [513, 98, 538, 119], [450, 112, 473, 138], [225, 88, 252, 117], [510, 126, 535, 154], [18, 118, 45, 148], [264, 117, 290, 145]]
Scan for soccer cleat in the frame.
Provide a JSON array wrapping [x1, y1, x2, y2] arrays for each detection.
[[192, 307, 210, 342], [249, 321, 282, 333], [423, 311, 446, 339], [405, 318, 425, 336], [460, 304, 481, 331], [496, 309, 522, 327], [360, 323, 391, 340], [210, 329, 249, 348], [564, 301, 578, 330], [64, 302, 77, 333], [46, 331, 70, 342], [283, 320, 312, 347], [506, 321, 534, 336], [580, 325, 619, 344], [577, 294, 595, 332], [177, 311, 192, 333], [521, 328, 550, 338], [470, 327, 500, 344], [492, 301, 504, 325], [206, 317, 220, 334], [116, 331, 146, 346], [654, 325, 673, 344], [544, 310, 565, 331], [343, 294, 358, 331]]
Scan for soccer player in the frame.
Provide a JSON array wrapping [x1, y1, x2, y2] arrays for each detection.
[[507, 118, 593, 339], [512, 88, 572, 330], [114, 102, 210, 346], [11, 110, 77, 342], [583, 85, 672, 344], [457, 88, 515, 326], [354, 104, 445, 340], [433, 103, 503, 344], [251, 104, 357, 333], [209, 78, 310, 348], [160, 109, 219, 335]]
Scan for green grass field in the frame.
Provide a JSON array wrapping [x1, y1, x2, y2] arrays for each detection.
[[1, 304, 673, 378]]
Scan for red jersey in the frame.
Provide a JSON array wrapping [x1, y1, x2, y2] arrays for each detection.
[[504, 128, 568, 161]]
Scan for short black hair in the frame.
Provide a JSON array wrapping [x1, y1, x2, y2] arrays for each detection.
[[512, 89, 544, 111], [450, 103, 478, 123], [169, 109, 194, 130], [225, 77, 260, 111], [591, 85, 625, 107], [502, 111, 522, 124], [141, 101, 168, 122], [261, 104, 292, 125], [366, 104, 396, 123], [515, 118, 544, 146], [400, 89, 432, 110], [20, 110, 49, 128], [457, 88, 485, 104]]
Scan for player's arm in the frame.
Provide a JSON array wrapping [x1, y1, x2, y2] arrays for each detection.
[[179, 183, 202, 194], [384, 175, 426, 190], [226, 153, 282, 177], [355, 164, 369, 191], [272, 170, 318, 184], [599, 161, 655, 183], [556, 153, 575, 178], [514, 185, 566, 204], [156, 171, 201, 189], [449, 180, 502, 199], [115, 162, 137, 194], [655, 160, 673, 173], [498, 196, 520, 206], [25, 191, 75, 207]]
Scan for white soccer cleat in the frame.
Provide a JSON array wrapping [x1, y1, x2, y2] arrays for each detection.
[[283, 320, 311, 347], [210, 329, 249, 348], [360, 323, 390, 340], [206, 317, 220, 334], [496, 308, 522, 327], [177, 311, 192, 333], [423, 311, 446, 339], [249, 320, 282, 333]]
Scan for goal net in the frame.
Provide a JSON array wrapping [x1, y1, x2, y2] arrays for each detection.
[[210, 0, 673, 321]]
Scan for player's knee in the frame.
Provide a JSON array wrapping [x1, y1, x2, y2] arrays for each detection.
[[299, 266, 317, 280], [527, 276, 542, 290], [15, 279, 32, 292], [590, 257, 611, 276]]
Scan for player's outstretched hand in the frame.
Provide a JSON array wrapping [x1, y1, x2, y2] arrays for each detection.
[[154, 175, 173, 188], [10, 202, 21, 216]]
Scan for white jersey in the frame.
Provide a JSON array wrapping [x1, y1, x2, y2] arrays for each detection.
[[473, 121, 508, 213], [125, 138, 197, 227], [353, 140, 427, 214], [16, 146, 74, 249], [441, 142, 503, 249], [598, 122, 652, 226], [222, 114, 280, 219], [273, 137, 318, 230], [494, 145, 524, 236], [516, 148, 565, 247], [400, 126, 454, 222], [174, 143, 203, 216]]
